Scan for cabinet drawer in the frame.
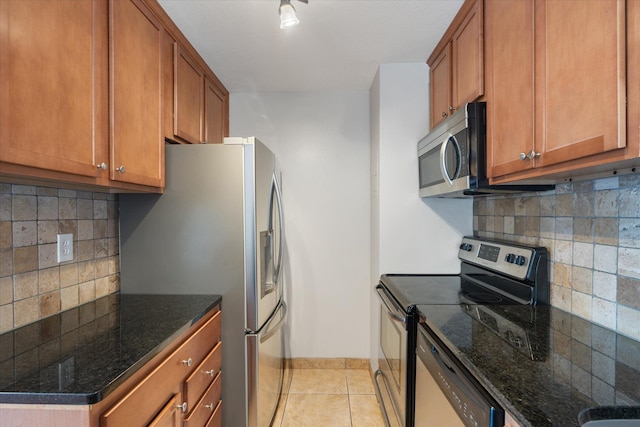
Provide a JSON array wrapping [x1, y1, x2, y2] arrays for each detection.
[[204, 402, 222, 427], [184, 374, 222, 427], [172, 310, 221, 380], [101, 310, 221, 427], [184, 341, 222, 412]]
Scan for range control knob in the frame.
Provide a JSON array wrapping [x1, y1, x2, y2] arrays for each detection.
[[514, 255, 527, 266], [505, 253, 516, 263], [459, 243, 473, 252]]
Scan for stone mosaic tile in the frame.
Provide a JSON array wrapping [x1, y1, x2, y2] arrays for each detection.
[[617, 276, 640, 311], [593, 271, 617, 302], [594, 217, 619, 246], [594, 244, 618, 274], [0, 184, 120, 332]]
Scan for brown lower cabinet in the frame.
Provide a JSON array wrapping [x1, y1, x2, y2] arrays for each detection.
[[100, 309, 222, 427], [0, 307, 222, 427]]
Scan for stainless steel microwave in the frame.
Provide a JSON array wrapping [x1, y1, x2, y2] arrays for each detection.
[[418, 102, 554, 198]]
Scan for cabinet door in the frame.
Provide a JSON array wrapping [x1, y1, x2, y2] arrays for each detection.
[[174, 44, 204, 144], [203, 78, 227, 144], [149, 394, 183, 427], [110, 0, 164, 187], [535, 0, 626, 167], [452, 0, 483, 109], [429, 44, 452, 129], [0, 0, 108, 177], [486, 0, 535, 178]]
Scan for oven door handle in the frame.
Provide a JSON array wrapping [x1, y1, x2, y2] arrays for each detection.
[[376, 285, 407, 326]]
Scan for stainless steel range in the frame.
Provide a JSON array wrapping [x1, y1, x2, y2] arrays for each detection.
[[374, 236, 549, 427]]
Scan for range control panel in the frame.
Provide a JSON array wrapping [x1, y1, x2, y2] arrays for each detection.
[[458, 237, 547, 281]]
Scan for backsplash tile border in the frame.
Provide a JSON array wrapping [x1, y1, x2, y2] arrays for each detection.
[[473, 175, 640, 341], [0, 183, 119, 333]]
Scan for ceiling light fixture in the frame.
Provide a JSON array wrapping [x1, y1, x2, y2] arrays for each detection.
[[279, 0, 308, 30]]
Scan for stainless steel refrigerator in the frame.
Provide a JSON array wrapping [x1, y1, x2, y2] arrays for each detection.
[[119, 137, 286, 427]]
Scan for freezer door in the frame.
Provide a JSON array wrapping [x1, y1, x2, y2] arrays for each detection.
[[245, 138, 283, 331], [246, 301, 287, 427]]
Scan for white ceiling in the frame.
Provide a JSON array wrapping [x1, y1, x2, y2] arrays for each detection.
[[158, 0, 464, 92]]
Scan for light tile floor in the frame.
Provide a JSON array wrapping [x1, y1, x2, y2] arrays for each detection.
[[272, 368, 385, 427]]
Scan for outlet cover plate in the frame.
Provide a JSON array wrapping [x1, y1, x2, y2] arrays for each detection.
[[57, 234, 73, 263]]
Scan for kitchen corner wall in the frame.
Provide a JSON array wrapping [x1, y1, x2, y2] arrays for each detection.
[[0, 183, 119, 333], [229, 91, 371, 359], [473, 175, 640, 340], [369, 63, 473, 368]]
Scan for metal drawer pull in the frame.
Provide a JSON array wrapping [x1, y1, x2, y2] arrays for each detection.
[[116, 166, 126, 173], [97, 162, 108, 170], [182, 358, 192, 367], [176, 402, 187, 413], [204, 369, 216, 377], [519, 152, 527, 161], [205, 403, 216, 411]]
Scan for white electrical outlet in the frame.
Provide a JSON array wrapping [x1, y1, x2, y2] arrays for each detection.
[[57, 234, 73, 263]]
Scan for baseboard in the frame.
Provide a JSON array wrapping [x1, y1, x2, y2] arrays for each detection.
[[287, 357, 370, 370]]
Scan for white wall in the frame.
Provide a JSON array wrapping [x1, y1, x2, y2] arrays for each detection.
[[230, 92, 371, 358], [369, 63, 473, 366]]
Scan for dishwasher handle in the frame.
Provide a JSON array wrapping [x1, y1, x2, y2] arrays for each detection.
[[417, 326, 505, 427], [376, 285, 407, 326]]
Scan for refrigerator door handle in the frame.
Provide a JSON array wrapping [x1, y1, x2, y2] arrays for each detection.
[[260, 301, 287, 343], [269, 172, 285, 288]]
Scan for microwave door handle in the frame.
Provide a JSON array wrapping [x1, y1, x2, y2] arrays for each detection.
[[439, 134, 454, 186]]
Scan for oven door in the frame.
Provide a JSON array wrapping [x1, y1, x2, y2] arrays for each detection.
[[375, 285, 407, 427]]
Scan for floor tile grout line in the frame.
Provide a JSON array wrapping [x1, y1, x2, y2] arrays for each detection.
[[345, 369, 354, 427], [281, 367, 380, 427]]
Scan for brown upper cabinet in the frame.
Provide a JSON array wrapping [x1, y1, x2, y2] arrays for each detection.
[[0, 0, 109, 180], [174, 45, 205, 144], [486, 0, 629, 183], [427, 0, 484, 129], [110, 0, 165, 188], [0, 0, 228, 191], [171, 44, 228, 145], [204, 77, 228, 145]]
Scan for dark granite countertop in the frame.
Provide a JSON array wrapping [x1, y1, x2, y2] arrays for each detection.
[[0, 293, 221, 405], [417, 304, 640, 427]]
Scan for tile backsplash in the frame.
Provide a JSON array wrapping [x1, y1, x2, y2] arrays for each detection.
[[0, 183, 119, 333], [473, 174, 640, 340]]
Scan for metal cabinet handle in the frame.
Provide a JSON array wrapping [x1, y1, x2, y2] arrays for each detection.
[[441, 112, 448, 118], [96, 162, 108, 170], [115, 166, 126, 173], [448, 105, 456, 112], [204, 403, 216, 411], [176, 402, 187, 413], [204, 369, 216, 377], [520, 151, 541, 161], [182, 358, 192, 367]]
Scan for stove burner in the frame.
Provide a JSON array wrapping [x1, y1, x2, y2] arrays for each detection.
[[463, 293, 503, 304]]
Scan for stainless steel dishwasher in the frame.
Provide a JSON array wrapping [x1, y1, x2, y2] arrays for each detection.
[[415, 324, 504, 427]]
